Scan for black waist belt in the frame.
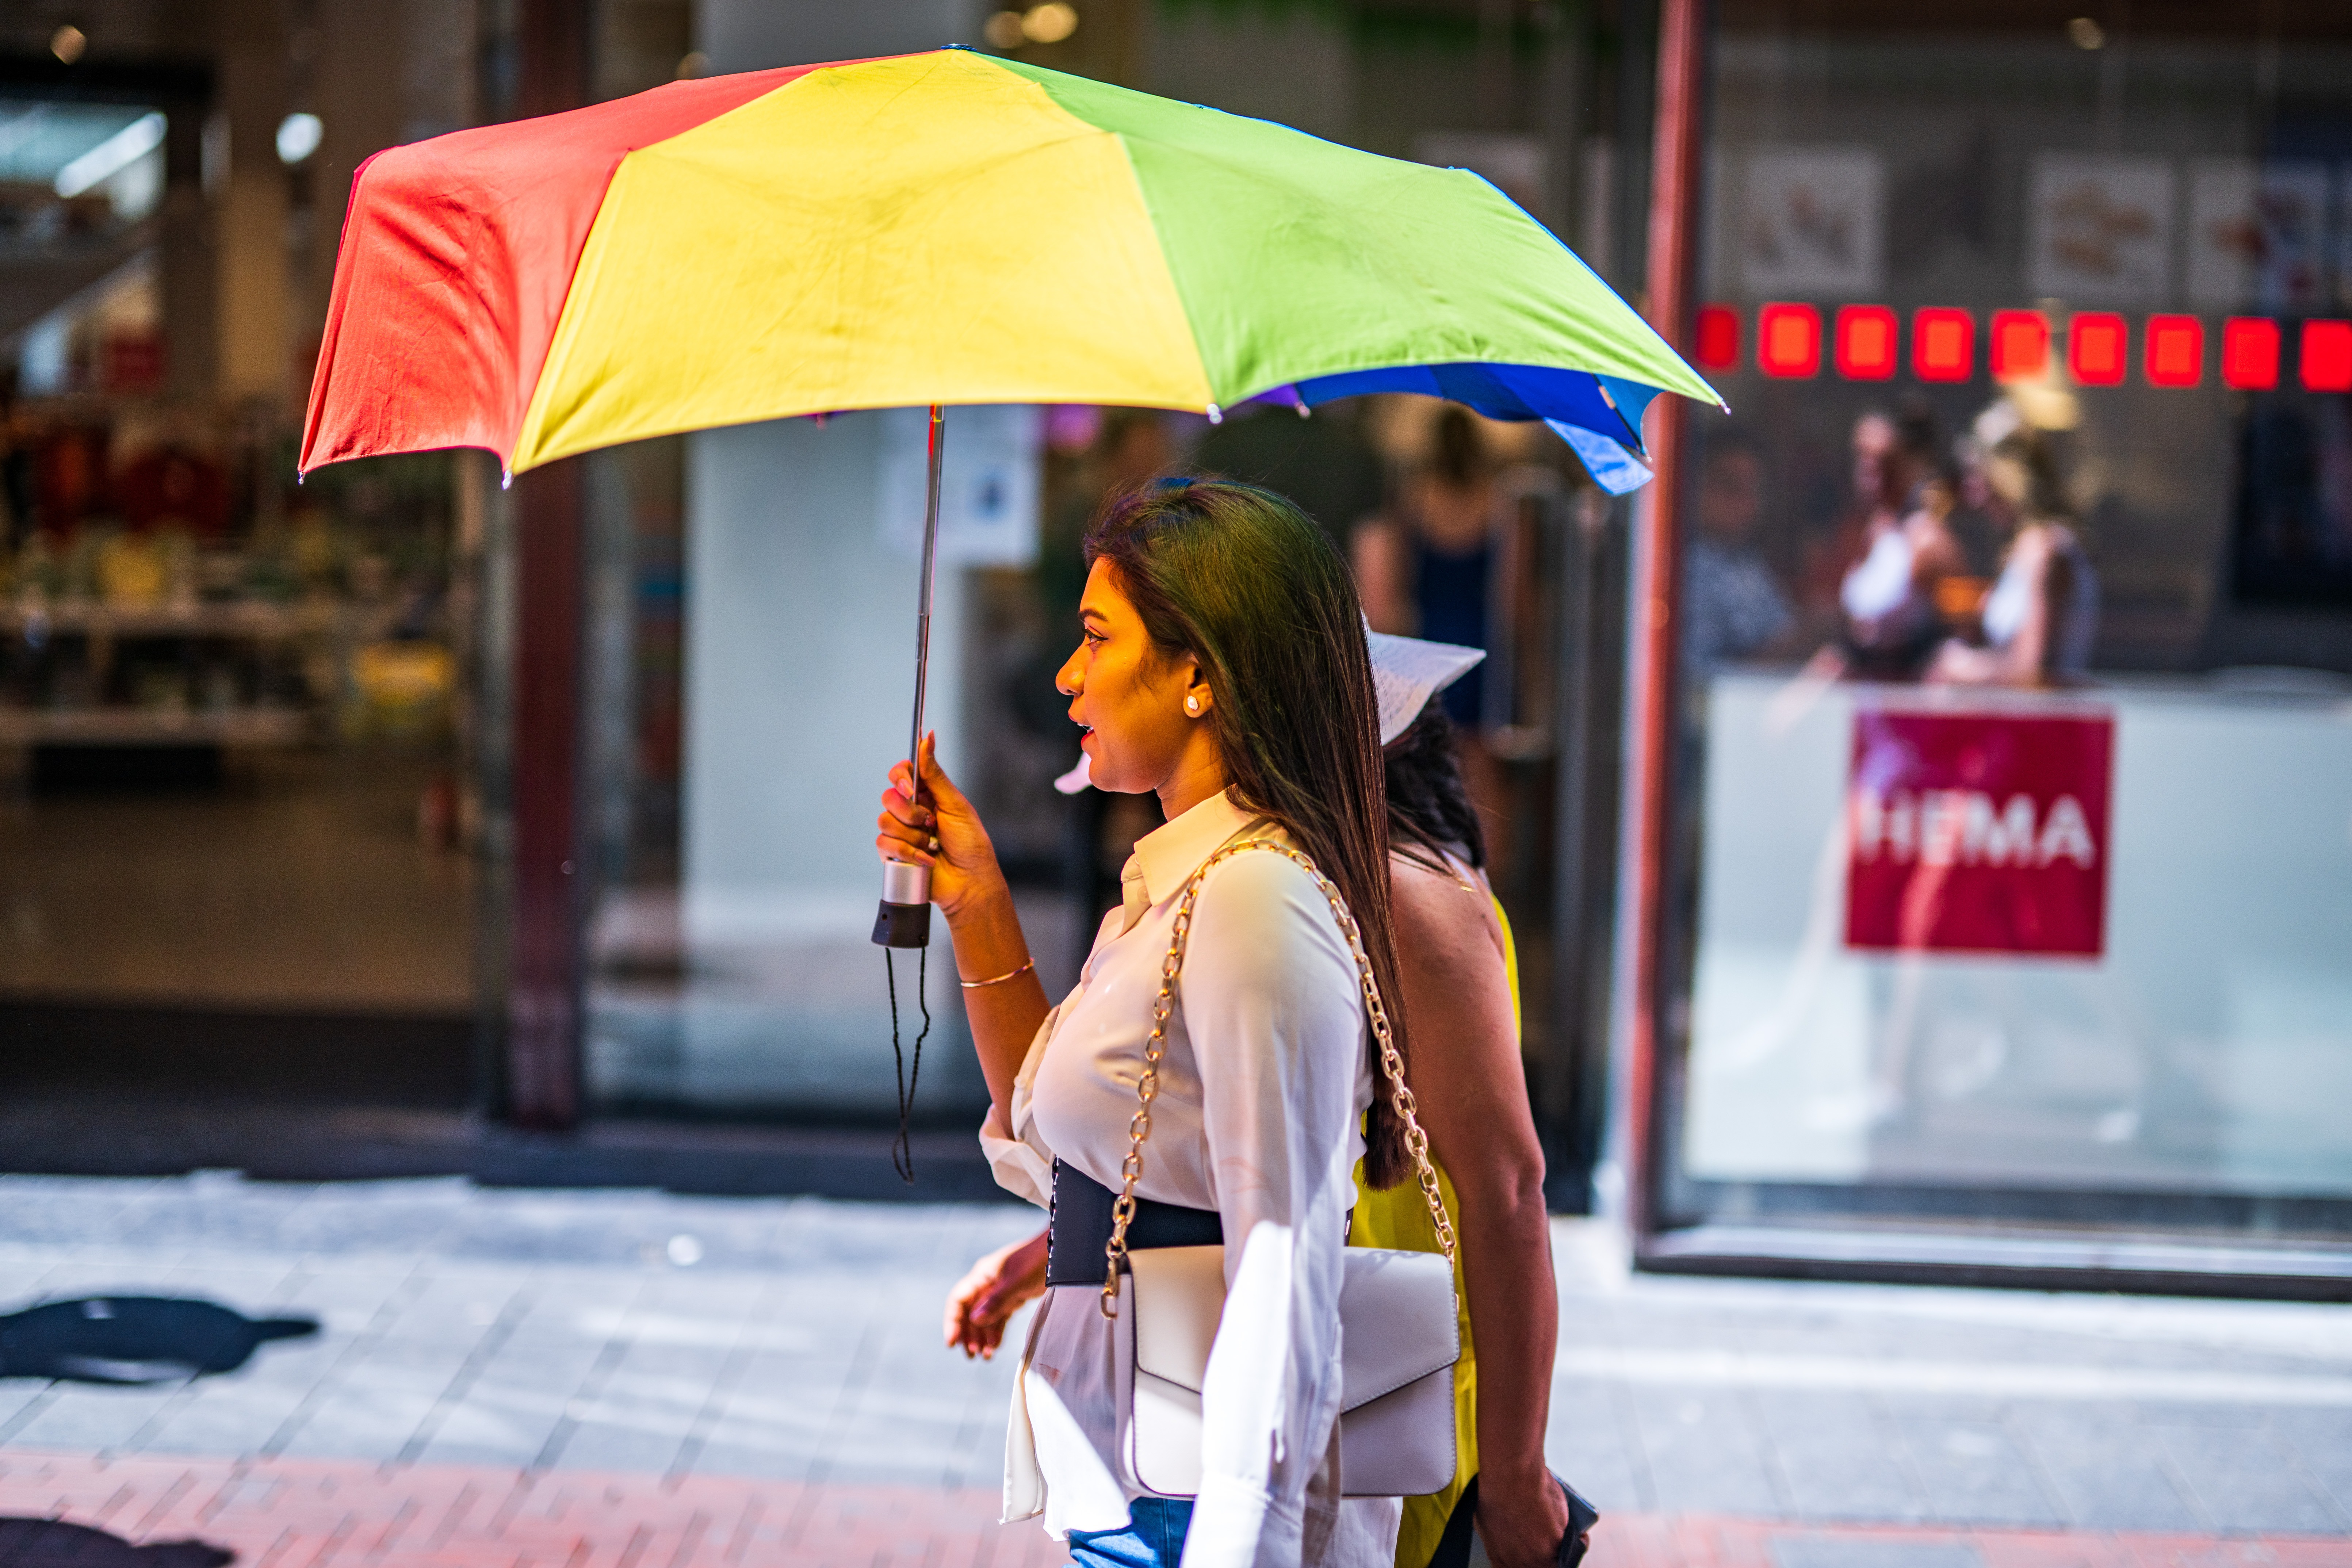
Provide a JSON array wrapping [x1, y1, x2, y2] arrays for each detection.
[[1044, 1158, 1224, 1287]]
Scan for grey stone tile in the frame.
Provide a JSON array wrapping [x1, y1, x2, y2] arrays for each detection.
[[1886, 1415, 2066, 1529], [2005, 1404, 2205, 1531], [8, 1383, 189, 1450], [2154, 1423, 2348, 1534], [1621, 1385, 1787, 1517], [1756, 1391, 1928, 1523], [1543, 1378, 1648, 1516], [2274, 1408, 2352, 1520], [555, 1419, 692, 1475]]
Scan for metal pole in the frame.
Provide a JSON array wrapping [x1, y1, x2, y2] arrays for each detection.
[[908, 404, 945, 777], [1621, 0, 1706, 1244], [873, 405, 947, 948]]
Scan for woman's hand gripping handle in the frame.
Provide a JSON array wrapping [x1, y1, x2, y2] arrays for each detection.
[[875, 733, 1048, 1121]]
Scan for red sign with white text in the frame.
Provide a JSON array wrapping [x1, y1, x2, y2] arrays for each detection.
[[1845, 711, 2114, 958]]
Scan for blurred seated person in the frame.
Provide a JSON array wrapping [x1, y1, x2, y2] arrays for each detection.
[[1927, 399, 2097, 687], [1816, 407, 1966, 681], [1683, 431, 1795, 671]]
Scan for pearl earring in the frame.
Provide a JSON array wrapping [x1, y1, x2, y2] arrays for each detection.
[[1185, 696, 1200, 714]]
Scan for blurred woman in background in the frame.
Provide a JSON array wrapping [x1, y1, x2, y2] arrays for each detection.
[[1928, 399, 2099, 687]]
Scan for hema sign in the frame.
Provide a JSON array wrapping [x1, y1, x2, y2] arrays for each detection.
[[1845, 711, 2115, 957], [1681, 674, 2352, 1193]]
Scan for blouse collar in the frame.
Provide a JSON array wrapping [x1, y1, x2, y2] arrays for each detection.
[[1120, 786, 1265, 926]]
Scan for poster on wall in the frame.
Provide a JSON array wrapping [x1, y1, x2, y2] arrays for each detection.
[[2026, 154, 2173, 305], [875, 404, 1041, 567], [1846, 709, 2115, 959], [2186, 160, 2331, 311], [1737, 145, 1885, 298]]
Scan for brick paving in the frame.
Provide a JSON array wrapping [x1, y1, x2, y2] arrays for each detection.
[[0, 1450, 1058, 1568], [4, 1451, 2346, 1568], [2, 1174, 2349, 1567]]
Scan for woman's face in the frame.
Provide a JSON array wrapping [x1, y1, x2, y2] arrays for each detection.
[[1056, 558, 1210, 794]]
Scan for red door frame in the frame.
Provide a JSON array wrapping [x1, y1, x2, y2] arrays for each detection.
[[503, 0, 595, 1129], [1621, 0, 1707, 1244]]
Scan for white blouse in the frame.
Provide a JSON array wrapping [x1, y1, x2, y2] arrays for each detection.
[[980, 787, 1395, 1568]]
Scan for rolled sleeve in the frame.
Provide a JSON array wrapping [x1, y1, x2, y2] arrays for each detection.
[[1177, 852, 1366, 1568]]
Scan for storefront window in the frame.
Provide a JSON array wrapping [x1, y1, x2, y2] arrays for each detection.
[[1665, 5, 2352, 1230], [1, 53, 478, 1111]]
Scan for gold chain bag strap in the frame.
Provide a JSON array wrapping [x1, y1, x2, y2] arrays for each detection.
[[1098, 835, 1462, 1502]]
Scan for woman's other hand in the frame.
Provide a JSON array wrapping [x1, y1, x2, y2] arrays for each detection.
[[876, 731, 1005, 922], [944, 1230, 1049, 1359], [1476, 1470, 1577, 1568]]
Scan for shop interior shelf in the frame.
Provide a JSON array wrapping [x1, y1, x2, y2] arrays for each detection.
[[0, 602, 334, 638], [0, 707, 311, 745]]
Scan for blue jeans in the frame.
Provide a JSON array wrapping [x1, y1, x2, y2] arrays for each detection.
[[1067, 1499, 1194, 1567]]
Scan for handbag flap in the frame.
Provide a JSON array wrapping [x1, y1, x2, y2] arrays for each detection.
[[1338, 1247, 1460, 1412], [1128, 1244, 1227, 1395]]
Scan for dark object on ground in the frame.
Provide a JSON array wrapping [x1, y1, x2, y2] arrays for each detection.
[[0, 1518, 235, 1568], [0, 1296, 317, 1384]]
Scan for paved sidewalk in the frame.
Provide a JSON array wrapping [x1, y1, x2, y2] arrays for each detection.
[[1, 1174, 2348, 1566]]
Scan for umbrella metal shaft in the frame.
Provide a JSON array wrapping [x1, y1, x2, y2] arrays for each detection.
[[908, 404, 945, 776], [873, 405, 946, 948]]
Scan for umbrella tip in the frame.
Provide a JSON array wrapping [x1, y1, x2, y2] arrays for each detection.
[[1206, 403, 1223, 425]]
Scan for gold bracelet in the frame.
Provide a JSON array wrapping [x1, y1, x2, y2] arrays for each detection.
[[959, 957, 1036, 990]]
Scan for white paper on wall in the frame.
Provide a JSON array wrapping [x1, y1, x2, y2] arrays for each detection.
[[875, 404, 1041, 567], [1736, 144, 1885, 298], [2185, 159, 2331, 311], [2026, 153, 2174, 305]]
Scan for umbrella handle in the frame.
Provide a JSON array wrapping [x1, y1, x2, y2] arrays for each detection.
[[873, 405, 946, 949]]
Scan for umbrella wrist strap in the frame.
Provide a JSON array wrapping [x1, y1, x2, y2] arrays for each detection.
[[884, 947, 930, 1183]]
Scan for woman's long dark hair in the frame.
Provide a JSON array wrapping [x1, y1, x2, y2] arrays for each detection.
[[1385, 703, 1485, 871], [1086, 478, 1415, 1189]]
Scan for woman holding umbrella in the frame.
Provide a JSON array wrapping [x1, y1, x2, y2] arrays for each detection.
[[878, 478, 1419, 1567], [942, 635, 1590, 1568]]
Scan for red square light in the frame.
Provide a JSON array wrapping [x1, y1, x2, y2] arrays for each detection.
[[1694, 305, 1741, 372], [1912, 308, 1975, 382], [2145, 315, 2204, 388], [1834, 306, 1898, 380], [1757, 302, 1822, 379], [2068, 313, 2128, 387], [1990, 310, 2049, 383], [2303, 320, 2352, 393], [2221, 318, 2280, 391]]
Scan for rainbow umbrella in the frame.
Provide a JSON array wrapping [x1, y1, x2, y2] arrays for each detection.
[[301, 46, 1716, 944]]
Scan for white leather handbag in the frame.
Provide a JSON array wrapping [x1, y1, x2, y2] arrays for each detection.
[[1100, 837, 1462, 1500]]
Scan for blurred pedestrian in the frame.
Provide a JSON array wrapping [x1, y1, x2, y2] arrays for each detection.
[[1927, 399, 2098, 685], [1683, 431, 1795, 672], [1820, 406, 1967, 681], [1354, 408, 1497, 724]]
